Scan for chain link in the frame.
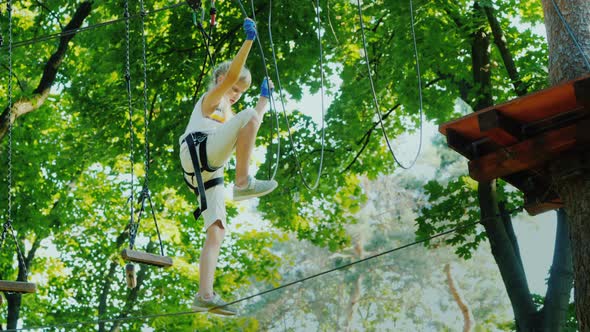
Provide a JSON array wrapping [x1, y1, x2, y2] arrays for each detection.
[[124, 0, 137, 248], [140, 0, 149, 186], [2, 0, 29, 279]]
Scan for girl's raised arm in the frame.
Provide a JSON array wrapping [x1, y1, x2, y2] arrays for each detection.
[[202, 18, 256, 116]]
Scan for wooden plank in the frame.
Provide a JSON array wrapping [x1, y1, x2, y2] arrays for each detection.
[[468, 124, 578, 182], [446, 128, 474, 159], [523, 106, 587, 138], [121, 249, 173, 268], [524, 200, 563, 216], [0, 280, 37, 293], [524, 188, 562, 215]]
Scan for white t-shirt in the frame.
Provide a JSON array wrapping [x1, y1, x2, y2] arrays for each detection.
[[179, 94, 233, 145]]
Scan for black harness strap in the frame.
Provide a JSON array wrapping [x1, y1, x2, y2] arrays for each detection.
[[183, 132, 223, 220]]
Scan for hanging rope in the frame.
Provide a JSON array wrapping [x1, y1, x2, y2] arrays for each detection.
[[355, 0, 424, 170], [235, 0, 282, 181], [0, 0, 29, 281], [265, 0, 327, 190], [135, 0, 166, 256], [190, 0, 216, 102]]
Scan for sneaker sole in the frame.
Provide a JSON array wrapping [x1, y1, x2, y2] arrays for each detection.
[[191, 305, 210, 312], [210, 307, 238, 316], [233, 182, 278, 201]]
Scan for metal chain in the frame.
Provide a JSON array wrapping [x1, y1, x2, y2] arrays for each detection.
[[140, 0, 149, 182], [2, 0, 29, 278], [124, 0, 138, 248], [139, 0, 165, 257]]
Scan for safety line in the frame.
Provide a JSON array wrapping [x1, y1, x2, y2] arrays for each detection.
[[8, 3, 186, 49], [7, 206, 523, 332], [235, 0, 282, 181], [266, 0, 327, 190], [355, 0, 424, 170]]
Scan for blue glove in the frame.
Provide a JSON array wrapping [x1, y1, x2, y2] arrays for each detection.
[[260, 77, 272, 98], [243, 18, 257, 41]]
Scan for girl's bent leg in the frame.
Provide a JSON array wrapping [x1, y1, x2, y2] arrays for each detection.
[[199, 220, 225, 299], [235, 115, 261, 187], [206, 108, 259, 171]]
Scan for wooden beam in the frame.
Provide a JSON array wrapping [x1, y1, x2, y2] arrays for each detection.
[[524, 189, 563, 215], [478, 109, 523, 144], [446, 128, 474, 159], [468, 124, 579, 182], [121, 249, 173, 268], [0, 280, 37, 293]]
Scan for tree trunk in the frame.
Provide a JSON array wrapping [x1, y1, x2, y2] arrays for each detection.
[[542, 209, 574, 330], [470, 3, 537, 329], [541, 0, 590, 330], [344, 235, 365, 332], [444, 263, 473, 332], [478, 182, 537, 330]]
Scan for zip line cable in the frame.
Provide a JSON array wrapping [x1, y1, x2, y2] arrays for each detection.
[[6, 206, 523, 332], [549, 0, 590, 70], [8, 3, 186, 49], [355, 0, 424, 170]]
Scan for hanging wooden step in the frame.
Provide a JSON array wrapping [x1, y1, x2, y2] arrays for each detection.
[[439, 74, 590, 215], [0, 280, 37, 293], [121, 248, 173, 268]]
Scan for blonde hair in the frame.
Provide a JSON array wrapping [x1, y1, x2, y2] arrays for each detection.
[[208, 60, 252, 91]]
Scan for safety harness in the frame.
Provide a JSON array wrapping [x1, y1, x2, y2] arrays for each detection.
[[182, 132, 224, 220]]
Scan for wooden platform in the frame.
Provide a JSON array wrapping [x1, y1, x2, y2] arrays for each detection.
[[121, 248, 173, 267], [0, 280, 37, 293], [439, 75, 590, 215]]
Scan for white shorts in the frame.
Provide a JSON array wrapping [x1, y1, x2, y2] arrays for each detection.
[[180, 108, 258, 231]]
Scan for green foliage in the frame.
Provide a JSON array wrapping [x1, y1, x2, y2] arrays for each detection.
[[531, 294, 578, 331], [416, 176, 523, 259]]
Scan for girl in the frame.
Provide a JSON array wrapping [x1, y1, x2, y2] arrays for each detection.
[[179, 18, 277, 315]]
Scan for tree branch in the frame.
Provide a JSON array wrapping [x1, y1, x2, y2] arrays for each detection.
[[0, 2, 92, 141], [542, 209, 573, 330], [483, 4, 528, 97]]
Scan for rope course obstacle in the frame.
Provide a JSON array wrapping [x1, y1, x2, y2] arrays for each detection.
[[120, 0, 172, 286]]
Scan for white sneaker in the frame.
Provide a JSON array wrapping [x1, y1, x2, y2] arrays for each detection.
[[191, 292, 238, 316], [233, 176, 278, 201]]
